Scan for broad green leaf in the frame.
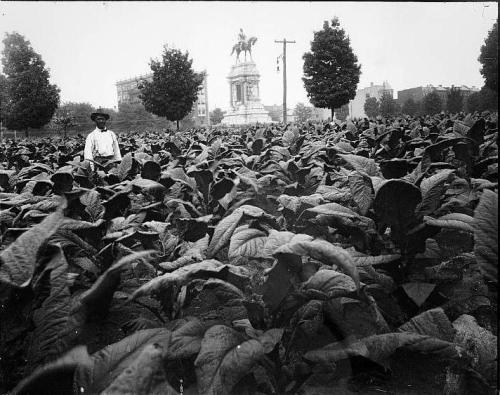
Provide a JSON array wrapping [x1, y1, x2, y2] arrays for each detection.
[[373, 179, 422, 240], [324, 296, 390, 340], [304, 333, 464, 366], [0, 199, 66, 287], [132, 260, 249, 300], [274, 236, 360, 289], [194, 325, 283, 395], [206, 210, 244, 258], [25, 247, 74, 372], [305, 269, 357, 294], [350, 252, 401, 267], [262, 253, 302, 312], [417, 169, 455, 215], [115, 153, 134, 181], [228, 225, 268, 259], [261, 230, 295, 258], [398, 308, 455, 342], [338, 154, 381, 177], [131, 178, 167, 201], [424, 213, 475, 233], [348, 171, 373, 216], [306, 202, 361, 220], [80, 250, 155, 314], [168, 318, 210, 360], [401, 282, 436, 307], [141, 160, 161, 181], [473, 189, 498, 284], [12, 346, 92, 395], [452, 314, 497, 384], [102, 343, 178, 395], [75, 328, 173, 394]]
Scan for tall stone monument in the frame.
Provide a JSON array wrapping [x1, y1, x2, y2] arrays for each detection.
[[221, 29, 271, 125]]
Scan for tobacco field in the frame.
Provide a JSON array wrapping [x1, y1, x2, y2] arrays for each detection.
[[0, 113, 497, 394]]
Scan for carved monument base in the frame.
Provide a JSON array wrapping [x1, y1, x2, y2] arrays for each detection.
[[221, 61, 271, 125]]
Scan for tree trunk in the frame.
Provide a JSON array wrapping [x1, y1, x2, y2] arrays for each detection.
[[24, 129, 29, 138], [176, 120, 179, 131], [331, 108, 335, 120]]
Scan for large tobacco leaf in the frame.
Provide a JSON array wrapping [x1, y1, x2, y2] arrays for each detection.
[[373, 179, 422, 241], [338, 154, 381, 177], [348, 170, 374, 216], [473, 189, 498, 284], [12, 346, 92, 395], [0, 200, 66, 287], [304, 332, 465, 366], [132, 259, 250, 299], [75, 328, 173, 393], [417, 169, 455, 215], [194, 325, 283, 395], [273, 235, 360, 289], [228, 225, 268, 259], [25, 247, 74, 373], [102, 343, 178, 395]]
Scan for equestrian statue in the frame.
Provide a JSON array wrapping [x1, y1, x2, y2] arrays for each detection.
[[230, 28, 258, 63]]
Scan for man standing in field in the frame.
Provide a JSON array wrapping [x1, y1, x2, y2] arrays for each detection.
[[84, 109, 122, 168]]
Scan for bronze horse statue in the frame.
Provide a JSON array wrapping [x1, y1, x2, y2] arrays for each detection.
[[231, 37, 258, 62]]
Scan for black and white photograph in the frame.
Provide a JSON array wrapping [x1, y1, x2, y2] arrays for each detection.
[[0, 1, 498, 394]]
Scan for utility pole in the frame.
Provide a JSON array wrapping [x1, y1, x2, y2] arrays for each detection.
[[275, 38, 295, 125]]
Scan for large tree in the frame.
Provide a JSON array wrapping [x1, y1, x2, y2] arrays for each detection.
[[139, 46, 204, 130], [293, 103, 313, 123], [335, 103, 349, 121], [116, 102, 163, 131], [446, 86, 463, 113], [401, 98, 420, 116], [422, 91, 442, 115], [1, 32, 60, 134], [478, 20, 498, 93], [209, 108, 224, 125], [466, 86, 498, 113], [302, 18, 361, 119], [0, 73, 7, 125], [363, 97, 379, 119], [379, 92, 399, 118], [52, 102, 95, 132]]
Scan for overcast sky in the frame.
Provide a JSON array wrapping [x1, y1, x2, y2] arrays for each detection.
[[0, 1, 497, 112]]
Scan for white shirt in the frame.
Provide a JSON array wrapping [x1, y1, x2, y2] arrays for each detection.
[[84, 127, 122, 162]]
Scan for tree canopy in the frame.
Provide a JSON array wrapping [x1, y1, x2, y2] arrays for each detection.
[[52, 102, 95, 132], [379, 92, 400, 118], [210, 108, 224, 125], [422, 91, 442, 115], [401, 98, 420, 117], [466, 86, 498, 113], [139, 46, 204, 130], [479, 20, 498, 93], [302, 18, 361, 119], [446, 86, 463, 113], [1, 32, 60, 132], [293, 103, 313, 123], [363, 97, 379, 119]]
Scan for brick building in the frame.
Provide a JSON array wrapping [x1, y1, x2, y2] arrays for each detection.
[[116, 72, 210, 126], [348, 81, 393, 119], [397, 84, 479, 105]]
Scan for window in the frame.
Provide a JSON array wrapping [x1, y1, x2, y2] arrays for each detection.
[[366, 93, 370, 98]]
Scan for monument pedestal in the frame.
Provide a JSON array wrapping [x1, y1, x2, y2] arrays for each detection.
[[221, 61, 271, 125]]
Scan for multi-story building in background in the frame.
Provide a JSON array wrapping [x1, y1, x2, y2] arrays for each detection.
[[116, 71, 210, 126], [348, 81, 393, 119], [397, 84, 479, 105]]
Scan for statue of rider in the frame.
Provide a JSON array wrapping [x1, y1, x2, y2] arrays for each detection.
[[238, 28, 246, 47]]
